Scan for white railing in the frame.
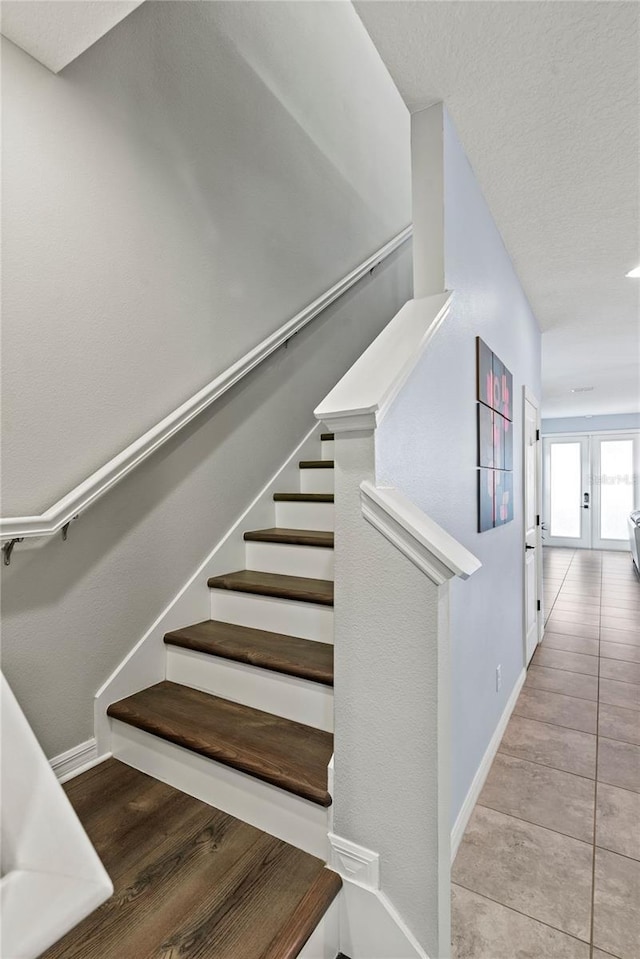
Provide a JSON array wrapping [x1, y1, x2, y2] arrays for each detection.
[[0, 226, 411, 549], [0, 674, 112, 959], [314, 291, 480, 959]]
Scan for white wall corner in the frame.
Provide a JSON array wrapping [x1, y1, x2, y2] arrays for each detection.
[[328, 833, 380, 889], [451, 667, 527, 861], [411, 102, 445, 299]]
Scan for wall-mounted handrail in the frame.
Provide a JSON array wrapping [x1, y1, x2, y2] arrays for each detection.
[[0, 225, 412, 551]]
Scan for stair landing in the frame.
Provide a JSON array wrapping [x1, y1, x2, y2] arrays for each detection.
[[41, 759, 341, 959]]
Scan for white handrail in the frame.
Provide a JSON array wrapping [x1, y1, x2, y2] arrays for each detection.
[[314, 292, 452, 433], [1, 225, 412, 544], [360, 481, 481, 585]]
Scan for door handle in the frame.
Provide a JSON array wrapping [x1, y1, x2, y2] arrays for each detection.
[[525, 545, 535, 550], [583, 492, 590, 509]]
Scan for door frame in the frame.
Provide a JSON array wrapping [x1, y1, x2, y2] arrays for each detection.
[[523, 386, 543, 664]]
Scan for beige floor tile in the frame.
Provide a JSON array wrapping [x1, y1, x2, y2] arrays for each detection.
[[500, 715, 596, 778], [596, 782, 640, 860], [601, 641, 640, 664], [549, 608, 600, 626], [545, 618, 600, 640], [451, 885, 590, 959], [592, 950, 617, 958], [600, 678, 640, 712], [600, 627, 640, 647], [452, 806, 593, 941], [600, 659, 640, 685], [602, 615, 640, 632], [526, 665, 598, 702], [542, 633, 600, 656], [479, 753, 595, 841], [598, 737, 640, 793], [514, 686, 597, 734], [599, 703, 640, 746], [602, 605, 640, 620], [593, 848, 640, 959], [533, 647, 599, 676]]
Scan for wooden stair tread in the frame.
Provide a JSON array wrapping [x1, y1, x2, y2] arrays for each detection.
[[42, 759, 341, 959], [273, 492, 334, 502], [320, 432, 334, 441], [244, 527, 334, 548], [108, 682, 333, 806], [165, 620, 334, 686], [298, 459, 334, 469], [207, 569, 334, 606]]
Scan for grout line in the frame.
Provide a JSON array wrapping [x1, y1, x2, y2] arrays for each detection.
[[524, 681, 598, 705], [451, 881, 592, 947], [497, 746, 595, 780], [475, 801, 595, 847], [530, 660, 600, 679]]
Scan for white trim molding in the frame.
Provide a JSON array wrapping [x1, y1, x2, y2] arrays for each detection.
[[0, 226, 411, 543], [314, 292, 451, 434], [451, 667, 526, 861], [49, 738, 111, 784], [328, 833, 380, 889], [360, 481, 481, 585]]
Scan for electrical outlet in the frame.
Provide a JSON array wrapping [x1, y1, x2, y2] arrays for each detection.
[[496, 665, 502, 692]]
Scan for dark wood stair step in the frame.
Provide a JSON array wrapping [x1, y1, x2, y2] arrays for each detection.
[[244, 527, 334, 548], [320, 432, 334, 441], [165, 620, 334, 686], [107, 682, 333, 806], [42, 759, 341, 959], [273, 492, 334, 502], [208, 570, 334, 606], [299, 460, 334, 469]]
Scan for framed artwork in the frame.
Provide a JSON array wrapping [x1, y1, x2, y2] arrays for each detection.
[[478, 404, 494, 468], [476, 338, 514, 531], [478, 469, 495, 532]]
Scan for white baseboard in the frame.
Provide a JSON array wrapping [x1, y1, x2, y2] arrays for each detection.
[[94, 422, 323, 754], [328, 834, 429, 959], [450, 667, 526, 861], [50, 738, 111, 783]]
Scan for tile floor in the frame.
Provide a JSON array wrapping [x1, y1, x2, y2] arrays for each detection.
[[452, 548, 640, 959]]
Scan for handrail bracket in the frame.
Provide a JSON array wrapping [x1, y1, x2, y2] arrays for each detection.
[[3, 538, 24, 566]]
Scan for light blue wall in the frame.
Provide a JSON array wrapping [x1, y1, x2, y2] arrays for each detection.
[[376, 109, 542, 825], [543, 413, 640, 434]]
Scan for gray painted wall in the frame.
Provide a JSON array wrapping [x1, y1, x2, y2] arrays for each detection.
[[376, 110, 542, 825], [0, 1, 412, 757], [542, 413, 640, 434], [1, 0, 410, 515]]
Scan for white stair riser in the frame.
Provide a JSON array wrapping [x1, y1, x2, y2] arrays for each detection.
[[321, 440, 335, 459], [298, 895, 340, 958], [110, 719, 329, 858], [166, 646, 334, 732], [245, 541, 334, 579], [275, 501, 334, 531], [300, 468, 334, 494], [210, 589, 334, 643]]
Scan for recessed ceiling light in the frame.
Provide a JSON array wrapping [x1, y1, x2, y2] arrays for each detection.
[[570, 386, 594, 393], [626, 265, 640, 278]]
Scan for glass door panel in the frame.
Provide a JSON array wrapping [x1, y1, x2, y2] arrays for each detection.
[[593, 434, 640, 550], [543, 437, 590, 548]]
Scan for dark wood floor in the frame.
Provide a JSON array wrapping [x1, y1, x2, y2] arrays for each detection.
[[42, 759, 340, 959]]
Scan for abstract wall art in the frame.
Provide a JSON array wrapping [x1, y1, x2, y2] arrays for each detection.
[[476, 337, 514, 531]]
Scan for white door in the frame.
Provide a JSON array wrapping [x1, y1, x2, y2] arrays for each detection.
[[592, 434, 640, 550], [524, 392, 541, 664], [543, 436, 591, 549]]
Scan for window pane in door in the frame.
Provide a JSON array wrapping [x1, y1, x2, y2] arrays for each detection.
[[600, 440, 634, 540], [550, 443, 582, 537]]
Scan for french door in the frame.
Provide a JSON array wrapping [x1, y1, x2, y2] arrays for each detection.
[[543, 433, 640, 550]]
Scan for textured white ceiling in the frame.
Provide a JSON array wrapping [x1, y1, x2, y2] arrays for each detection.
[[0, 0, 144, 72], [355, 0, 640, 417]]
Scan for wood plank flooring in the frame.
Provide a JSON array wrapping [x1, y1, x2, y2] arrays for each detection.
[[41, 759, 341, 959]]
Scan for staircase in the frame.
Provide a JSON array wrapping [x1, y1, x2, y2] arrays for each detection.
[[99, 430, 340, 955]]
